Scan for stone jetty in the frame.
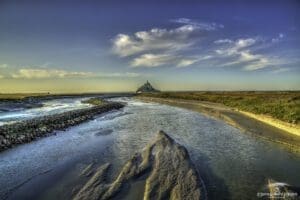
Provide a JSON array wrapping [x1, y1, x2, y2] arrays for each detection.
[[0, 102, 124, 151]]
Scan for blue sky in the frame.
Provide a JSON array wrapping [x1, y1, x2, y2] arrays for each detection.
[[0, 0, 299, 92]]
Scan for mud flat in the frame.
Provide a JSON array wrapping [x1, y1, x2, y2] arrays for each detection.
[[73, 131, 206, 200], [0, 102, 124, 151], [137, 97, 300, 150]]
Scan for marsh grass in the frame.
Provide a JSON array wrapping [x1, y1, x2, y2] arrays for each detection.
[[82, 98, 106, 106], [139, 91, 300, 124]]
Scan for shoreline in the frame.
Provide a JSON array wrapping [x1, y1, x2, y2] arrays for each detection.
[[137, 96, 300, 150], [0, 101, 124, 152], [237, 110, 300, 136]]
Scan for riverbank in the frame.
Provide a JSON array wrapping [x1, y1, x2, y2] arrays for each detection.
[[0, 93, 133, 112], [137, 96, 300, 150], [0, 101, 124, 151]]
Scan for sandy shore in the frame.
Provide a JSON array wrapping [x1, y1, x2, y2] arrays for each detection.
[[137, 97, 300, 150]]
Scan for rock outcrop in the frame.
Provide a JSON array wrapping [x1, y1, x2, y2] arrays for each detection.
[[74, 131, 205, 200], [136, 81, 159, 93]]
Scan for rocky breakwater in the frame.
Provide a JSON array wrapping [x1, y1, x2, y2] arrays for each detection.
[[0, 102, 124, 151], [73, 131, 206, 200]]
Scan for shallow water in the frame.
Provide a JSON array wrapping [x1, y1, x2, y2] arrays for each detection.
[[0, 97, 299, 200], [0, 98, 92, 125]]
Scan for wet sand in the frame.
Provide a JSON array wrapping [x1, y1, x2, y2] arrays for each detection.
[[137, 97, 300, 151]]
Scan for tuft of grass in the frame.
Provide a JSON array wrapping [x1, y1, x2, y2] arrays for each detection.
[[82, 98, 106, 106], [139, 91, 300, 124]]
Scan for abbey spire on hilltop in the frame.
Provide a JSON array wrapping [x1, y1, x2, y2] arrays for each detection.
[[136, 81, 160, 93]]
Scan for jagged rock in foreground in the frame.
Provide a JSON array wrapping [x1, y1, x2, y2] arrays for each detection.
[[136, 80, 159, 93], [74, 131, 205, 200]]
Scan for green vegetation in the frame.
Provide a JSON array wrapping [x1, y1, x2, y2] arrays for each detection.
[[82, 98, 106, 106], [0, 93, 50, 100], [139, 91, 300, 124]]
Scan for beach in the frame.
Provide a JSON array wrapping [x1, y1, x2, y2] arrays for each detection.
[[137, 96, 300, 150]]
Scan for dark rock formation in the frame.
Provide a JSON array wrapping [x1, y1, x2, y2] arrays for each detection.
[[136, 81, 159, 93], [0, 102, 124, 151], [74, 131, 206, 200]]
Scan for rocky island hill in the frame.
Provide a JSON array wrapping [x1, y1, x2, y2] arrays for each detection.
[[136, 81, 160, 93]]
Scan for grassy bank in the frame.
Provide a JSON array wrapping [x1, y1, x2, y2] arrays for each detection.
[[139, 91, 300, 125], [137, 96, 300, 149], [81, 98, 106, 106]]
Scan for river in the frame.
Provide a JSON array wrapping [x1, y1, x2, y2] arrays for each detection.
[[0, 97, 299, 200], [0, 98, 92, 126]]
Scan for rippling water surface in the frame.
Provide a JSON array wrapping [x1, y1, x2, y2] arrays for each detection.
[[0, 97, 299, 200], [0, 98, 91, 125]]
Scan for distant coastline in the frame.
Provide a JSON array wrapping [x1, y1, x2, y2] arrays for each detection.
[[0, 98, 124, 151]]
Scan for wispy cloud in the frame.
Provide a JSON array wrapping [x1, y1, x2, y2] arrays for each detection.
[[99, 72, 140, 78], [214, 39, 233, 44], [11, 68, 93, 79], [112, 26, 198, 57], [271, 33, 284, 43], [2, 66, 140, 79], [171, 18, 224, 31], [112, 18, 221, 67], [130, 53, 200, 68], [214, 38, 281, 71], [131, 54, 175, 68], [0, 64, 8, 68], [271, 67, 291, 74], [112, 19, 293, 72]]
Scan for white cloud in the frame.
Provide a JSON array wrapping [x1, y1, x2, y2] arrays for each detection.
[[130, 53, 201, 68], [215, 38, 256, 57], [176, 58, 199, 67], [100, 72, 140, 78], [0, 64, 8, 68], [131, 54, 175, 67], [272, 33, 285, 43], [214, 39, 233, 44], [112, 21, 290, 71], [271, 67, 290, 74], [112, 25, 199, 57], [214, 38, 278, 71], [242, 57, 270, 71], [9, 68, 140, 79], [171, 18, 224, 31], [112, 18, 221, 67], [11, 68, 93, 79]]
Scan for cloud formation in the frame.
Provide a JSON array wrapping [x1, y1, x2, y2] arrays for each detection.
[[11, 68, 93, 79], [0, 64, 8, 68], [112, 18, 221, 67], [271, 33, 284, 43], [214, 38, 280, 71], [130, 54, 200, 68], [112, 26, 198, 57], [171, 18, 224, 31], [1, 66, 140, 79], [112, 18, 291, 72]]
